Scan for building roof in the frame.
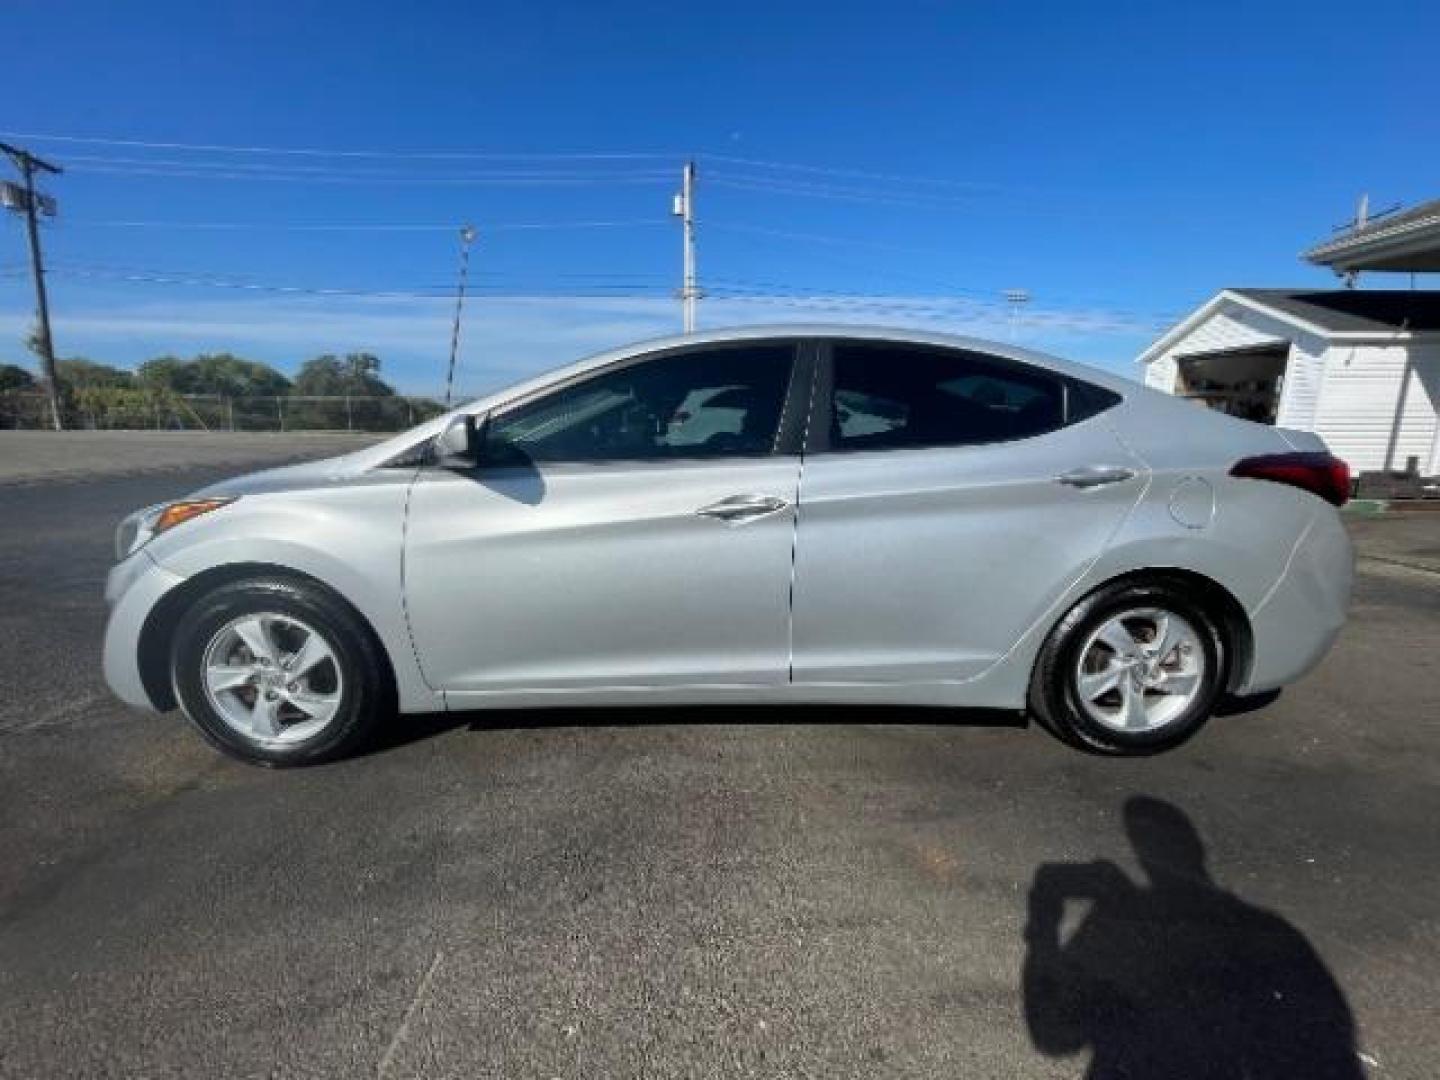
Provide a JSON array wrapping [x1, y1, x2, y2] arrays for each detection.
[[1303, 198, 1440, 273], [1138, 288, 1440, 366], [1231, 288, 1440, 333]]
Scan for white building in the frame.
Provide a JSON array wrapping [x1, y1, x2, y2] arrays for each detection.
[[1138, 199, 1440, 475]]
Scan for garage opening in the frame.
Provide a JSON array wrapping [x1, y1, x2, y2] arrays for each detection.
[[1174, 343, 1288, 424]]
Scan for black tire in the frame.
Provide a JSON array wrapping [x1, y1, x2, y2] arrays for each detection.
[[170, 575, 389, 766], [1028, 578, 1228, 755]]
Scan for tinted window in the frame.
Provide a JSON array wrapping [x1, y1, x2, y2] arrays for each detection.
[[829, 343, 1067, 450], [486, 344, 794, 464], [1067, 379, 1123, 423]]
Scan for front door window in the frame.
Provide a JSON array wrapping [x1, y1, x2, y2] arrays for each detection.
[[485, 344, 796, 465]]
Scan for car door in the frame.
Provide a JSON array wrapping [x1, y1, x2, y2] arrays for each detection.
[[404, 340, 811, 696], [790, 338, 1144, 685]]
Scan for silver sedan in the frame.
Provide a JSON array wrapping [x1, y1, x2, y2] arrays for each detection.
[[103, 326, 1353, 765]]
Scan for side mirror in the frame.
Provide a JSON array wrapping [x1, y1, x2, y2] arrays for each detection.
[[436, 413, 487, 469]]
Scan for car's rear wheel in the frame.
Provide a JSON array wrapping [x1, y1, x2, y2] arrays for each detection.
[[1029, 579, 1227, 755], [171, 576, 386, 766]]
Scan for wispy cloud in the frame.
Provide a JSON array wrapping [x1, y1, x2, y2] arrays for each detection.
[[0, 287, 1156, 395]]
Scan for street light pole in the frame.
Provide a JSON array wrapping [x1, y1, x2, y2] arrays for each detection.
[[444, 224, 477, 408], [1, 141, 63, 430], [1004, 289, 1030, 342]]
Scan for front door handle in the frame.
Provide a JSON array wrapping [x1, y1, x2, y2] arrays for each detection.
[[695, 493, 790, 524], [1056, 466, 1136, 489]]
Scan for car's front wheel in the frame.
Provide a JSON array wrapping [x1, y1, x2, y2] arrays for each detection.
[[1029, 579, 1227, 755], [170, 576, 387, 766]]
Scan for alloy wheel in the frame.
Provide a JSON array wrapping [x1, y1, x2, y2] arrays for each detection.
[[200, 612, 344, 747], [1074, 607, 1206, 733]]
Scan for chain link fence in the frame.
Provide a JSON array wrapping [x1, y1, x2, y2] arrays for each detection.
[[0, 390, 445, 432]]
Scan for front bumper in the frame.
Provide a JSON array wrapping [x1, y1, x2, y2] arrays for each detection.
[[1240, 508, 1354, 694], [103, 552, 186, 711]]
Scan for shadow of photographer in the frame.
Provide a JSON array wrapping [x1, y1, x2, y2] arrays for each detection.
[[1023, 796, 1362, 1079]]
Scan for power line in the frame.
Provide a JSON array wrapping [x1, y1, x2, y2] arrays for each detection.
[[44, 264, 676, 298], [706, 220, 964, 257], [702, 289, 1173, 330], [48, 266, 439, 298], [9, 128, 1176, 336], [705, 275, 997, 307], [44, 264, 1166, 328], [700, 153, 995, 191], [707, 173, 983, 210], [0, 131, 674, 161], [74, 218, 670, 233], [706, 222, 1186, 322], [3, 132, 1001, 196], [41, 260, 1173, 327], [68, 163, 675, 186], [53, 256, 668, 284], [63, 153, 672, 180]]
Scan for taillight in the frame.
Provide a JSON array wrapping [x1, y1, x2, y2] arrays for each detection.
[[1230, 452, 1351, 507]]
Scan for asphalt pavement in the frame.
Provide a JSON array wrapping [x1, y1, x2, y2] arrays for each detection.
[[0, 431, 381, 485], [1, 450, 1437, 1078]]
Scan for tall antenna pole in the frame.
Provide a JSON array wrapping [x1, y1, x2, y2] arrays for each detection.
[[1, 141, 64, 430], [674, 161, 698, 333], [444, 224, 477, 407]]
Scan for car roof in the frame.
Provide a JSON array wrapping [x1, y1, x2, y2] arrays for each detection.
[[351, 324, 1140, 470], [575, 324, 1136, 395]]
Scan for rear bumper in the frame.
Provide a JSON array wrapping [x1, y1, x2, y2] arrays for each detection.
[[103, 553, 186, 711], [1239, 508, 1353, 694]]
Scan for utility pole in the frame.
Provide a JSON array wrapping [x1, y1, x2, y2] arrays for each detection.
[[1004, 289, 1030, 342], [1, 142, 64, 430], [445, 224, 477, 407], [673, 161, 698, 333]]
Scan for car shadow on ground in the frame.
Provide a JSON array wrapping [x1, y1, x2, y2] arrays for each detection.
[[369, 690, 1286, 758], [1214, 687, 1283, 718], [1022, 795, 1362, 1079], [366, 703, 1028, 756]]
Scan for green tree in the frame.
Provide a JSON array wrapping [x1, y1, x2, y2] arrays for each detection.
[[0, 363, 36, 392], [288, 353, 404, 430], [185, 353, 291, 397], [136, 355, 192, 393], [54, 358, 134, 390], [292, 353, 395, 398]]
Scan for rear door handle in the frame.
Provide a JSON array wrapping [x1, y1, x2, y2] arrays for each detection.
[[1056, 466, 1136, 489], [695, 493, 790, 524]]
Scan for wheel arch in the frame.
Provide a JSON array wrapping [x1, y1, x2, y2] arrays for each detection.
[[1056, 567, 1254, 693], [137, 562, 400, 712]]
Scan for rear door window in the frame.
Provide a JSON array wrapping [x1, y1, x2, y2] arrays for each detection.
[[827, 342, 1069, 451]]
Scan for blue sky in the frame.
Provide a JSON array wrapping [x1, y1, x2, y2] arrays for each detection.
[[2, 0, 1436, 396]]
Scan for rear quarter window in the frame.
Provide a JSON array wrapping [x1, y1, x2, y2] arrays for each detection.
[[1065, 379, 1123, 424]]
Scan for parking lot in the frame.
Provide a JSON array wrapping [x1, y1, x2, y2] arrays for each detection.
[[1, 435, 1437, 1078]]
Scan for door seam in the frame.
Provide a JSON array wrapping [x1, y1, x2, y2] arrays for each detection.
[[398, 465, 445, 702], [786, 342, 822, 684]]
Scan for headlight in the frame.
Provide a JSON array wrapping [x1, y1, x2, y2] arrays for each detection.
[[115, 497, 235, 561]]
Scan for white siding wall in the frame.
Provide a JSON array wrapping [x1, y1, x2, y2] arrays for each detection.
[[1143, 354, 1178, 392], [1314, 343, 1440, 472], [1275, 340, 1325, 429]]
